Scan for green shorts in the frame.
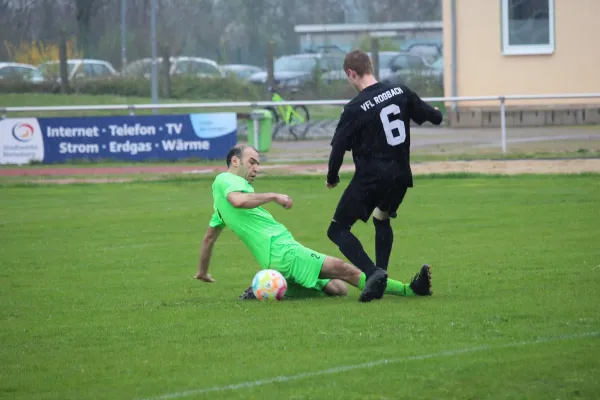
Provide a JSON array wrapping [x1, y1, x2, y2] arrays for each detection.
[[268, 232, 330, 298]]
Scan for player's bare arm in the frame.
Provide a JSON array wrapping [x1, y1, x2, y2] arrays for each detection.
[[227, 191, 293, 209], [194, 225, 223, 282]]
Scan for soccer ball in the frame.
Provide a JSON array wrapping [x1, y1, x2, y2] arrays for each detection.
[[252, 269, 287, 301]]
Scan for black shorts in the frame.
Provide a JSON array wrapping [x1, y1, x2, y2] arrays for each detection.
[[332, 176, 408, 225]]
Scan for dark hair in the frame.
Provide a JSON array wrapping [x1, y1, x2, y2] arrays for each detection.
[[226, 145, 243, 167], [225, 144, 258, 167], [343, 50, 373, 77]]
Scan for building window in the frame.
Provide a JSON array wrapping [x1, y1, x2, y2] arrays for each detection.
[[502, 0, 555, 55]]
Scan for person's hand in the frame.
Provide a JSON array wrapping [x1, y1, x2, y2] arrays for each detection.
[[326, 175, 339, 189], [274, 194, 294, 209], [194, 272, 215, 283]]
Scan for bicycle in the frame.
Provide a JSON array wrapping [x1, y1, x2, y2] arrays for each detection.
[[263, 87, 310, 140]]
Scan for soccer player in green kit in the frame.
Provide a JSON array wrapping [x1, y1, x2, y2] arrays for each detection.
[[194, 144, 432, 302]]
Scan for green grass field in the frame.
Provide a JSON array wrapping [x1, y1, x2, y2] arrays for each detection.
[[1, 174, 600, 400]]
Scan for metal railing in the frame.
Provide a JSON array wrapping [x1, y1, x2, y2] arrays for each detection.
[[2, 93, 600, 153]]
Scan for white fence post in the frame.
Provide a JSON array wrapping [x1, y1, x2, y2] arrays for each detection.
[[500, 96, 507, 154]]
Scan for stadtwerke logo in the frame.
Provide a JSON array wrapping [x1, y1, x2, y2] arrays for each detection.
[[12, 123, 35, 142]]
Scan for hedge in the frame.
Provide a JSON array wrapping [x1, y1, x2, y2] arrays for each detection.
[[0, 76, 262, 101], [0, 74, 443, 102]]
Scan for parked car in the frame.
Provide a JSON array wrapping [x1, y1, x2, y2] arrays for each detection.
[[322, 51, 432, 87], [33, 59, 117, 83], [399, 39, 443, 64], [381, 52, 438, 87], [321, 51, 402, 83], [219, 64, 264, 81], [122, 57, 224, 79], [248, 53, 343, 89], [0, 62, 36, 81]]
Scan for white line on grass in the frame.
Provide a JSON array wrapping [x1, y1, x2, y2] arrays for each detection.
[[137, 331, 599, 400]]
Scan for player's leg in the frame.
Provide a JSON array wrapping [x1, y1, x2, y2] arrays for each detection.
[[245, 238, 349, 300], [286, 241, 385, 302], [239, 266, 429, 300], [275, 238, 430, 301], [327, 178, 380, 279], [283, 279, 347, 299], [372, 208, 393, 271], [372, 185, 408, 271], [319, 256, 432, 299], [323, 279, 348, 296], [318, 255, 384, 301], [373, 184, 433, 294]]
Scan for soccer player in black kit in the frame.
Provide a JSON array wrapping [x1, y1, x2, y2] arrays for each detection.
[[325, 49, 443, 299]]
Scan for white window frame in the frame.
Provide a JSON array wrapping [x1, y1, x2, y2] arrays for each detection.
[[501, 0, 555, 56]]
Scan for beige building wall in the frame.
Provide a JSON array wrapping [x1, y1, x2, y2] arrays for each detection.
[[442, 0, 600, 107]]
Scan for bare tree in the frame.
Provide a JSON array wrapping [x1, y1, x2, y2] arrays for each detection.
[[73, 0, 108, 57], [1, 0, 441, 67]]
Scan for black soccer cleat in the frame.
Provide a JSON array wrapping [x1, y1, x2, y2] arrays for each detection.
[[409, 264, 433, 296], [359, 269, 388, 302], [239, 286, 257, 300]]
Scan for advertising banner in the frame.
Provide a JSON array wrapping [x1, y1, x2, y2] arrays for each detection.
[[0, 113, 237, 164]]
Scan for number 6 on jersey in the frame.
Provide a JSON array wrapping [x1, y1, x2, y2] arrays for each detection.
[[379, 104, 406, 146]]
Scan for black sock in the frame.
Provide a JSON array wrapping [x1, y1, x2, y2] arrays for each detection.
[[373, 217, 393, 271], [327, 221, 377, 278]]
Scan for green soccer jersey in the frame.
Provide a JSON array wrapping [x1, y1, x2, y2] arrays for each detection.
[[209, 172, 288, 268]]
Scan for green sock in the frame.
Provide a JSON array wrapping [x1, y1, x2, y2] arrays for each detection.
[[358, 273, 367, 289], [385, 278, 415, 297], [358, 273, 414, 296]]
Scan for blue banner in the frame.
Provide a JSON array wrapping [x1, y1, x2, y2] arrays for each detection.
[[0, 113, 237, 164]]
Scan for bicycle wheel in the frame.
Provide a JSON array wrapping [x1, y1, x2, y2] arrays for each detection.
[[263, 107, 282, 140], [288, 105, 310, 140]]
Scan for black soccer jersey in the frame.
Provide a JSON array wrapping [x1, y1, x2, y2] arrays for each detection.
[[327, 82, 443, 187]]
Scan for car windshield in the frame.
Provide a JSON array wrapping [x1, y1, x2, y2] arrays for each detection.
[[274, 56, 316, 73]]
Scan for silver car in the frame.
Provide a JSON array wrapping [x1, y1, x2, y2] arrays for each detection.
[[0, 62, 36, 81], [122, 57, 224, 79], [219, 64, 264, 81], [248, 53, 343, 88], [321, 51, 402, 83], [33, 59, 117, 83]]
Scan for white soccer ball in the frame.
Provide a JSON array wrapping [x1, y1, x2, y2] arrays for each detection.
[[251, 269, 287, 301]]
